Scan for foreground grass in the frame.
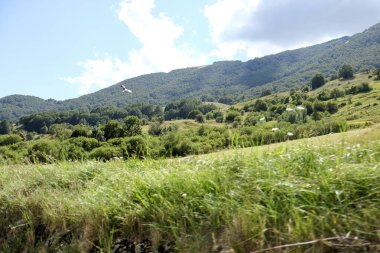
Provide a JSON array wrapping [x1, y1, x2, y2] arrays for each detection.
[[1, 125, 380, 252]]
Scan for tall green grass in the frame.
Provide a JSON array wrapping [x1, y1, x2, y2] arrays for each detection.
[[0, 126, 379, 252]]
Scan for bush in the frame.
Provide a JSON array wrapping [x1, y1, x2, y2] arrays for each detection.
[[148, 122, 164, 136], [28, 140, 62, 163], [195, 114, 205, 123], [71, 124, 91, 137], [161, 133, 196, 157], [187, 110, 202, 119], [215, 116, 224, 123], [326, 101, 338, 114], [0, 134, 23, 146], [64, 144, 87, 161], [244, 114, 258, 126], [330, 88, 345, 99], [254, 99, 268, 111], [311, 73, 325, 90], [313, 101, 326, 112], [69, 137, 100, 151], [121, 136, 148, 158], [338, 64, 354, 79], [317, 90, 330, 101], [225, 111, 240, 123], [89, 146, 121, 161], [124, 116, 142, 137]]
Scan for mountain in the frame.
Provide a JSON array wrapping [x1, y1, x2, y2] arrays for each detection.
[[1, 23, 380, 121]]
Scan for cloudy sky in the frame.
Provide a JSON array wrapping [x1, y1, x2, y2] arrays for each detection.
[[1, 0, 380, 100]]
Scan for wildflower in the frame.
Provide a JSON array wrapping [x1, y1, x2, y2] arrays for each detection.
[[272, 127, 279, 131]]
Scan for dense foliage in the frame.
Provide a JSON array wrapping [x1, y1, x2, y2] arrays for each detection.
[[311, 73, 325, 89]]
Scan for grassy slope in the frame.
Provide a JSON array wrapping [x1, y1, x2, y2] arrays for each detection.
[[1, 124, 379, 252], [237, 72, 380, 124], [152, 73, 380, 135]]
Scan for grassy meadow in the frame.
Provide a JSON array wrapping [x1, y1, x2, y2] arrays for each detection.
[[1, 123, 379, 252]]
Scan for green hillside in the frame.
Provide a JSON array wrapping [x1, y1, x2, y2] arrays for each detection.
[[1, 23, 380, 121]]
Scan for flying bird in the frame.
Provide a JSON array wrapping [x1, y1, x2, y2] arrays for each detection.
[[121, 84, 132, 93]]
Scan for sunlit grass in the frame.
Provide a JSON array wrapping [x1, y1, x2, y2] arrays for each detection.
[[1, 125, 379, 252]]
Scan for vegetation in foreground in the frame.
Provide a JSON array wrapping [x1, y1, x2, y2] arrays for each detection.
[[1, 124, 379, 252]]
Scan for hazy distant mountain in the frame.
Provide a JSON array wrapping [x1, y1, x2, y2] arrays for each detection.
[[1, 23, 380, 121]]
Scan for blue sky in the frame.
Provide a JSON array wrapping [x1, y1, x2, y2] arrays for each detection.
[[1, 0, 380, 100]]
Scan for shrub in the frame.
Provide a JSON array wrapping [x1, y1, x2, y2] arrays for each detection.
[[195, 114, 205, 123], [313, 101, 326, 112], [311, 73, 325, 90], [317, 90, 331, 101], [330, 88, 345, 99], [28, 140, 62, 163], [64, 144, 87, 161], [215, 116, 224, 123], [89, 146, 121, 161], [121, 136, 148, 158], [161, 133, 196, 157], [103, 120, 124, 140], [326, 101, 338, 114], [244, 114, 258, 126], [0, 134, 23, 146], [71, 124, 91, 137], [225, 111, 240, 123], [187, 110, 202, 119], [148, 122, 164, 136], [254, 99, 268, 111], [69, 137, 100, 151], [338, 64, 354, 79], [124, 116, 142, 137]]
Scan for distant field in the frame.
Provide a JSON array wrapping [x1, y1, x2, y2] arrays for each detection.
[[1, 124, 379, 252]]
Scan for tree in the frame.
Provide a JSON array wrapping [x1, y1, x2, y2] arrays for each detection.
[[374, 68, 380, 80], [0, 120, 12, 134], [124, 116, 142, 137], [71, 124, 91, 137], [253, 99, 268, 111], [338, 64, 354, 79], [187, 109, 203, 119], [195, 114, 205, 123], [103, 120, 124, 140], [311, 73, 325, 90]]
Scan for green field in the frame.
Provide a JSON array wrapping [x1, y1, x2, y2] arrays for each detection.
[[1, 124, 379, 252]]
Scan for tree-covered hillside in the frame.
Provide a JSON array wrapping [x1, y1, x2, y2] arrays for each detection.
[[1, 23, 380, 121]]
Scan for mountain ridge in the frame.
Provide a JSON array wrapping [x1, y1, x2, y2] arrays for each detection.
[[1, 23, 380, 121]]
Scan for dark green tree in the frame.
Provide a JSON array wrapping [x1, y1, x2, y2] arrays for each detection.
[[253, 99, 268, 111], [71, 124, 91, 137], [338, 64, 354, 79], [195, 114, 205, 123], [187, 109, 203, 119], [124, 116, 142, 137], [311, 73, 325, 90], [0, 120, 12, 134], [103, 120, 124, 140]]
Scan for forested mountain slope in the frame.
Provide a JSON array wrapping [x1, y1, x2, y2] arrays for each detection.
[[1, 23, 380, 121]]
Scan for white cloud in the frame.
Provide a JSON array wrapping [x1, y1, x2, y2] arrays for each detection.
[[204, 0, 380, 59], [63, 58, 129, 95], [65, 0, 207, 95]]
